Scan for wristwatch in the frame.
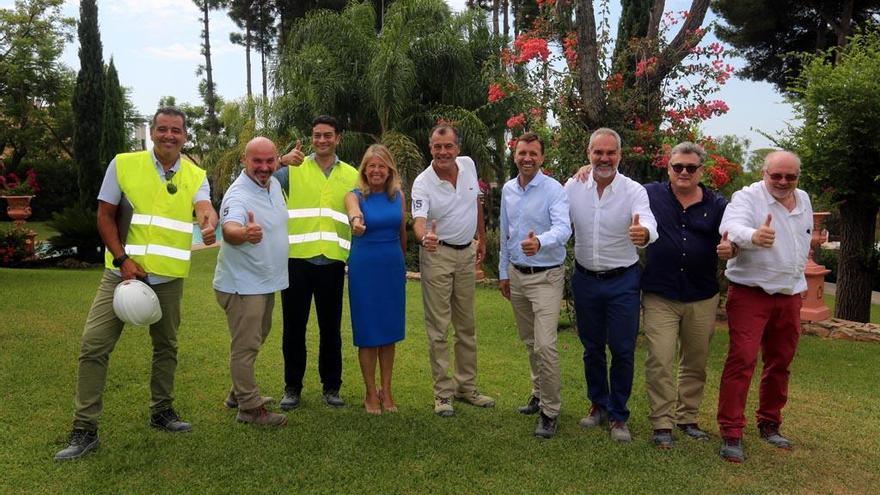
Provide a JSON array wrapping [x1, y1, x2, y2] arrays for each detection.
[[112, 253, 129, 267]]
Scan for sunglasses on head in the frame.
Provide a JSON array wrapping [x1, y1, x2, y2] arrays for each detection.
[[670, 163, 702, 174], [766, 172, 799, 182], [165, 170, 177, 195]]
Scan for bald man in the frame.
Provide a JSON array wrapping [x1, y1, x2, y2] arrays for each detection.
[[213, 137, 290, 426], [716, 150, 813, 463]]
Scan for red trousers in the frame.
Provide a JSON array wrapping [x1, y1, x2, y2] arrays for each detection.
[[717, 283, 802, 439]]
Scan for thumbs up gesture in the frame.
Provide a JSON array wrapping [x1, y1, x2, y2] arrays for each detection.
[[422, 219, 439, 252], [350, 213, 366, 237], [628, 213, 649, 246], [281, 139, 305, 167], [716, 231, 737, 260], [520, 230, 541, 256], [245, 211, 263, 244], [751, 213, 775, 248]]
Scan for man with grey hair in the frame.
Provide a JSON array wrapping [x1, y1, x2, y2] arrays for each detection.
[[716, 150, 812, 463], [565, 127, 657, 442], [641, 142, 734, 449]]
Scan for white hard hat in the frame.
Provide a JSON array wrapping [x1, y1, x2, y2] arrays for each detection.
[[113, 279, 162, 326]]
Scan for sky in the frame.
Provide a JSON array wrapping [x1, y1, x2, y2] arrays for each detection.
[[7, 0, 796, 152]]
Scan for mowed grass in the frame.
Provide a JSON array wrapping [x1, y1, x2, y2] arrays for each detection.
[[1, 249, 878, 494]]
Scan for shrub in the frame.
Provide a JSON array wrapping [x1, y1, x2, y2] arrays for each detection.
[[0, 227, 32, 267], [47, 204, 103, 262]]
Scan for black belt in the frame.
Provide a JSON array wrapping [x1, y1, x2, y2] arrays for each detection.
[[575, 261, 636, 280], [439, 240, 472, 250], [513, 264, 561, 275]]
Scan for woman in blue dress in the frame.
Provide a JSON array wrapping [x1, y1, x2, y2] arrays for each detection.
[[344, 144, 407, 414]]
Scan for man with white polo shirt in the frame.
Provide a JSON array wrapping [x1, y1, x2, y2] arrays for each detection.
[[565, 127, 657, 443], [716, 150, 813, 463], [214, 137, 289, 427], [412, 123, 494, 417], [55, 106, 218, 460]]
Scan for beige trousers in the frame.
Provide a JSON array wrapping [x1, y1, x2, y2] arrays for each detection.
[[419, 243, 478, 398], [643, 292, 719, 429], [509, 265, 564, 417], [215, 291, 274, 411]]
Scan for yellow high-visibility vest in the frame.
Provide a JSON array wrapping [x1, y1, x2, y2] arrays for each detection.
[[287, 156, 358, 261], [104, 150, 206, 278]]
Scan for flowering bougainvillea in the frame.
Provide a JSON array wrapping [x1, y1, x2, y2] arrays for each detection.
[[513, 34, 550, 64], [487, 82, 507, 103], [506, 113, 526, 130]]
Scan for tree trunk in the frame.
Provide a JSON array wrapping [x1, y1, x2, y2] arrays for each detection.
[[202, 2, 219, 136], [646, 0, 665, 40], [575, 0, 605, 127], [492, 0, 499, 35], [835, 199, 879, 322], [245, 24, 253, 99], [503, 0, 509, 42]]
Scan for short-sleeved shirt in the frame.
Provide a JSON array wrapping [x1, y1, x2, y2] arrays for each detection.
[[97, 148, 211, 284], [411, 156, 480, 245], [642, 182, 727, 302], [213, 172, 289, 294]]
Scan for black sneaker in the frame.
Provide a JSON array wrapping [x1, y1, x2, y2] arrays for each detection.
[[54, 428, 99, 461], [534, 412, 558, 438], [720, 437, 744, 463], [758, 422, 793, 450], [149, 408, 192, 432], [322, 390, 346, 408], [677, 423, 710, 440], [517, 395, 540, 415], [279, 390, 301, 411]]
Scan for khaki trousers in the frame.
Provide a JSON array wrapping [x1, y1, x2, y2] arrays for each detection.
[[643, 292, 719, 430], [419, 243, 478, 398], [74, 270, 182, 429], [509, 264, 564, 417], [215, 291, 274, 411]]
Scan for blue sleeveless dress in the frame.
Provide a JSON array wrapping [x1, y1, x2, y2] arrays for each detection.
[[348, 190, 406, 347]]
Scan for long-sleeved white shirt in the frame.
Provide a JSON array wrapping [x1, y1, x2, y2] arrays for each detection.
[[720, 181, 813, 295], [565, 171, 657, 271]]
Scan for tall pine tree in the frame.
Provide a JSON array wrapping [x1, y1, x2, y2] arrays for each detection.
[[100, 58, 126, 166], [72, 0, 104, 205]]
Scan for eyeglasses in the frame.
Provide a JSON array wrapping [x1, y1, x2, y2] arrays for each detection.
[[670, 163, 702, 174], [766, 172, 798, 182], [165, 170, 177, 195]]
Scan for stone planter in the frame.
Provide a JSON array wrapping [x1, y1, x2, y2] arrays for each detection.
[[2, 195, 34, 227]]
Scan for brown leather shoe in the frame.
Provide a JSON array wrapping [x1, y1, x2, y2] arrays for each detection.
[[236, 406, 288, 427]]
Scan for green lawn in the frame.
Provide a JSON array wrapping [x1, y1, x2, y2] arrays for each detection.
[[1, 249, 878, 494]]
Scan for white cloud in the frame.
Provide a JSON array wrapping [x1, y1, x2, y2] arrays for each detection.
[[143, 43, 202, 61]]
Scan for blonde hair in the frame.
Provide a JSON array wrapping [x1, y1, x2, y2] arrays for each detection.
[[357, 144, 401, 199]]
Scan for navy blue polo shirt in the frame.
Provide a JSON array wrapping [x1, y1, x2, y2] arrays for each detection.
[[642, 182, 728, 302]]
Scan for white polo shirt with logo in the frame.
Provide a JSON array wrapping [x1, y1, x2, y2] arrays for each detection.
[[411, 156, 480, 245]]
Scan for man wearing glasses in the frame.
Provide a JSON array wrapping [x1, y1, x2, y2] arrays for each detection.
[[716, 150, 813, 463], [275, 115, 359, 410], [55, 106, 218, 460], [641, 142, 734, 450]]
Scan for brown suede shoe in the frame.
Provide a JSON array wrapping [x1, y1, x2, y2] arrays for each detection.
[[236, 406, 288, 427]]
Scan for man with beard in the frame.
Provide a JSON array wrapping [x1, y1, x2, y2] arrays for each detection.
[[565, 127, 657, 443]]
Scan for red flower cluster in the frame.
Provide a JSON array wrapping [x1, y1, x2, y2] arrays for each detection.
[[514, 35, 550, 64], [665, 100, 729, 124], [0, 168, 40, 196], [605, 73, 624, 92], [506, 113, 526, 130], [563, 32, 578, 68], [707, 166, 730, 189], [488, 83, 507, 103], [536, 0, 556, 7], [635, 56, 658, 77]]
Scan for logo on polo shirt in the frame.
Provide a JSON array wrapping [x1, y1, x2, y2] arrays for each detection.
[[414, 200, 423, 209]]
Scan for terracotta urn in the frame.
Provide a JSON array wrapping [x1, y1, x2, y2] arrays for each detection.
[[2, 195, 34, 227], [801, 212, 832, 322]]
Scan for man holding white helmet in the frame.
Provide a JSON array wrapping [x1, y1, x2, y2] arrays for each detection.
[[55, 106, 218, 461]]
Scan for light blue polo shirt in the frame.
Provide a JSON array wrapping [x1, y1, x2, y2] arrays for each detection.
[[213, 171, 289, 295]]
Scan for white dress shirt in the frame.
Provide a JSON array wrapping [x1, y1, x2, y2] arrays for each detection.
[[411, 156, 480, 245], [565, 171, 657, 271], [720, 181, 813, 295]]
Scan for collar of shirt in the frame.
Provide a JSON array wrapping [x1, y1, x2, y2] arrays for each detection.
[[759, 181, 804, 214], [150, 148, 181, 176], [516, 169, 547, 191], [585, 169, 622, 192], [308, 153, 340, 177], [427, 160, 461, 185]]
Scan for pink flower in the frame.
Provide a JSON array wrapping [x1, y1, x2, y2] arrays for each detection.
[[506, 113, 526, 130], [514, 35, 550, 63], [635, 57, 658, 77], [631, 146, 644, 154], [487, 83, 506, 103]]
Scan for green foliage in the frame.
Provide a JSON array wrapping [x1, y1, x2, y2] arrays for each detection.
[[99, 59, 127, 166], [47, 204, 102, 262], [713, 0, 880, 94], [0, 0, 75, 171], [0, 226, 31, 266], [72, 0, 105, 206]]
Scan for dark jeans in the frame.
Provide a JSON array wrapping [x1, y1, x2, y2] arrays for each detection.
[[281, 258, 345, 393], [572, 263, 641, 422]]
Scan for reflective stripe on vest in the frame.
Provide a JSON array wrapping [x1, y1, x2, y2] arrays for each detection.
[[286, 157, 359, 261], [104, 151, 206, 277]]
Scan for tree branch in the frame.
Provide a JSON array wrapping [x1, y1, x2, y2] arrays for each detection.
[[575, 0, 606, 125], [646, 0, 665, 41], [651, 0, 710, 84]]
